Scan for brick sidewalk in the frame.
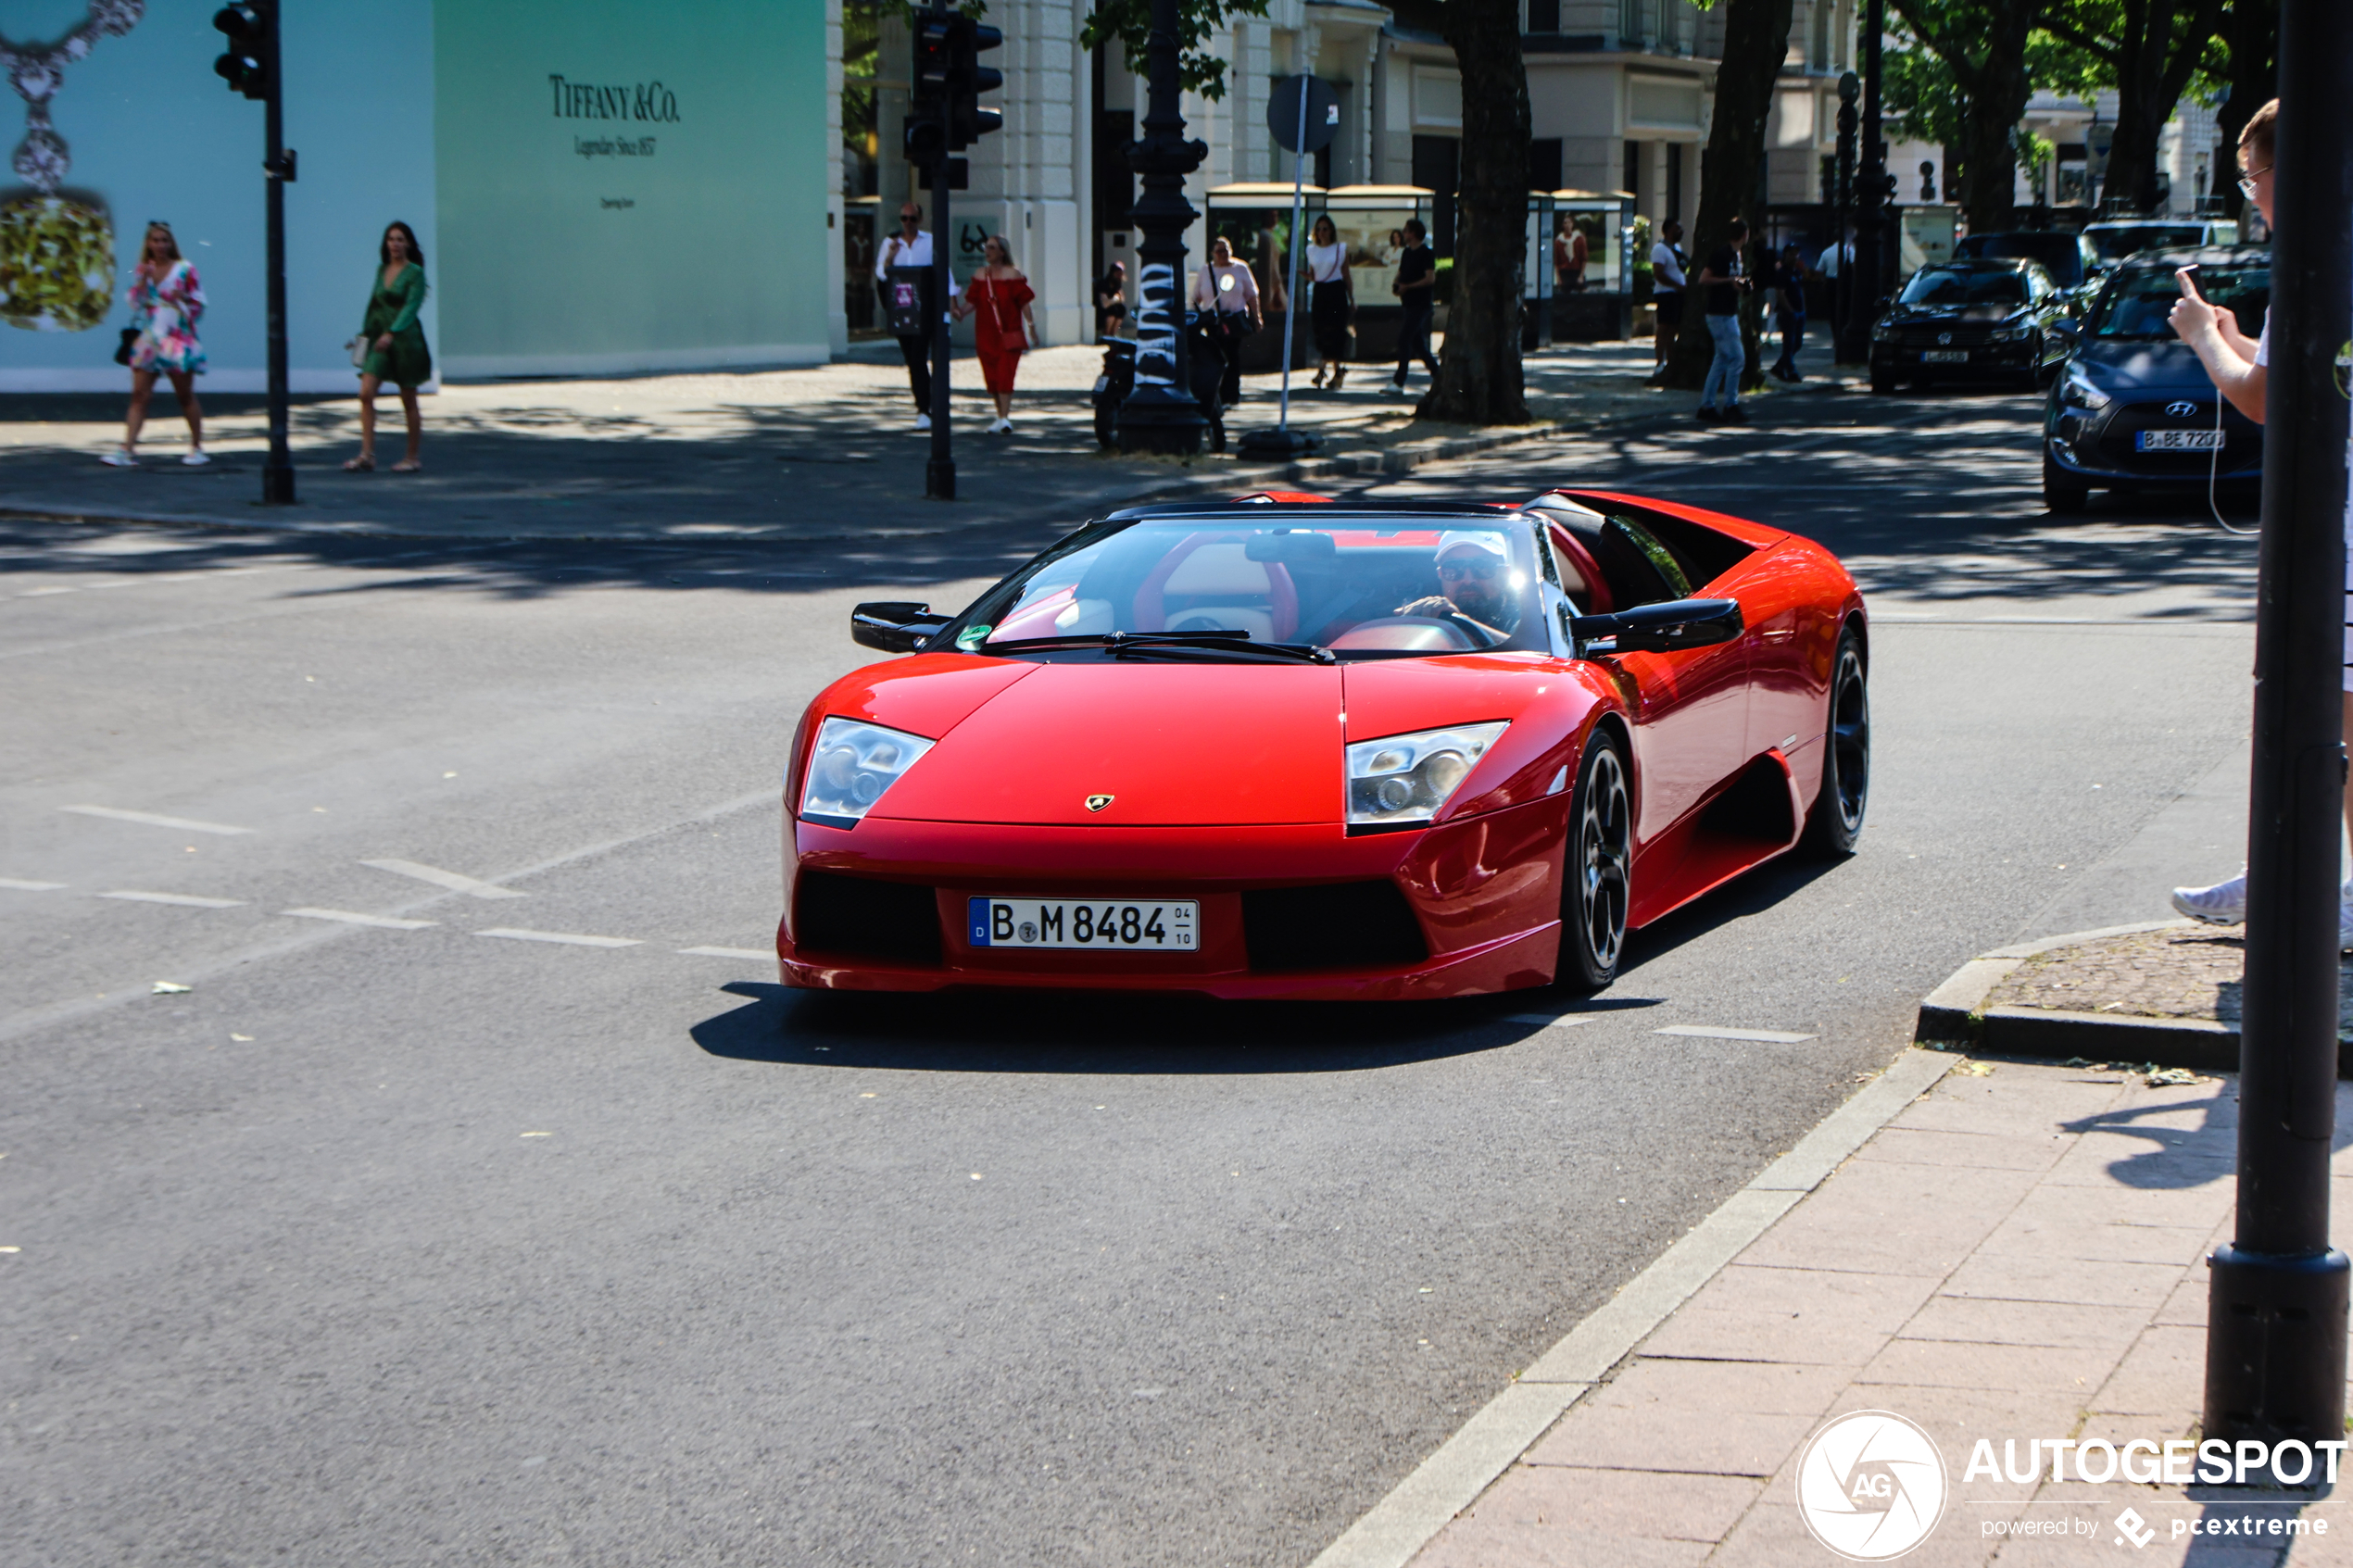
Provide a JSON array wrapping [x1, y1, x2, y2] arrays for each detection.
[[1388, 1054, 2353, 1567]]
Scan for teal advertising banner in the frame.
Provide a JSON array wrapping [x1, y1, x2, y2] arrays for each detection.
[[433, 0, 832, 377]]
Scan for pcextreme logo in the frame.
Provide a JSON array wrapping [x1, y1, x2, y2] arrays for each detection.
[[1795, 1411, 1949, 1561]]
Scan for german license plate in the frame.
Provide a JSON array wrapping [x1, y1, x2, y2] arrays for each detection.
[[2138, 429, 2224, 451], [967, 897, 1198, 950], [1920, 349, 1969, 363]]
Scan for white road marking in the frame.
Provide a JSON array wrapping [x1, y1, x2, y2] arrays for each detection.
[[0, 878, 65, 891], [1655, 1025, 1818, 1044], [20, 585, 78, 596], [677, 946, 774, 960], [63, 804, 254, 835], [102, 890, 245, 909], [476, 927, 640, 948], [1504, 1012, 1593, 1029], [360, 859, 527, 898], [280, 908, 437, 931]]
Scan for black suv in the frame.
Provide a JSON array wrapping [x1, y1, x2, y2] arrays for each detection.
[[1869, 258, 2071, 394], [2040, 246, 2267, 514]]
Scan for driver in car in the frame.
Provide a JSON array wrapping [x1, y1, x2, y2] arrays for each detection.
[[1395, 532, 1521, 642]]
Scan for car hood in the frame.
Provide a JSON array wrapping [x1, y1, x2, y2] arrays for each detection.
[[867, 660, 1347, 826], [2070, 338, 2210, 391]]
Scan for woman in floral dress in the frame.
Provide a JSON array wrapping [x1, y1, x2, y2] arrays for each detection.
[[104, 221, 206, 467]]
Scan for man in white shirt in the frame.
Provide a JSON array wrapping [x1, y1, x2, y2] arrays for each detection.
[[1648, 219, 1686, 372], [1816, 228, 1855, 278], [875, 204, 936, 432]]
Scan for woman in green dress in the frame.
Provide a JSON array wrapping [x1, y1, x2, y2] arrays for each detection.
[[346, 220, 431, 472]]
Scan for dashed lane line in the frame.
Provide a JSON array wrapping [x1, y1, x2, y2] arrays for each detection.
[[1655, 1025, 1818, 1044], [678, 946, 775, 960], [476, 927, 641, 948], [62, 804, 255, 835], [281, 908, 437, 931], [360, 859, 527, 898], [0, 878, 65, 891], [100, 890, 245, 909]]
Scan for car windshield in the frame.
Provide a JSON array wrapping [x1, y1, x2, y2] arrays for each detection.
[[1957, 235, 2080, 282], [945, 515, 1554, 659], [1897, 269, 2028, 307], [2084, 224, 2205, 262], [2089, 265, 2269, 340]]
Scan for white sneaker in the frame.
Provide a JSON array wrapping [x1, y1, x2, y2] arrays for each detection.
[[992, 418, 1014, 434], [182, 449, 209, 466], [2341, 897, 2353, 953], [100, 447, 136, 467], [2171, 871, 2247, 925], [1378, 384, 1405, 398], [912, 414, 932, 433]]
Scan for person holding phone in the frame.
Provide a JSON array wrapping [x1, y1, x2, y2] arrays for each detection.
[[1693, 216, 1755, 424], [2167, 98, 2353, 944]]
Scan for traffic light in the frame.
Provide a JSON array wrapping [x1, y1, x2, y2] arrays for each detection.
[[946, 17, 1002, 150], [906, 9, 952, 169], [212, 1, 272, 100]]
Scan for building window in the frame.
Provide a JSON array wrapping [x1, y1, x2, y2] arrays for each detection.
[[1529, 0, 1560, 32]]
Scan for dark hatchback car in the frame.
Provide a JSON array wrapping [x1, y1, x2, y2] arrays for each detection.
[[2041, 246, 2268, 514], [1869, 258, 2071, 394], [1954, 230, 2102, 295]]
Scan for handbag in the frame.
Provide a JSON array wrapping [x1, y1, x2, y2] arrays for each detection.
[[114, 327, 138, 366], [346, 335, 368, 368]]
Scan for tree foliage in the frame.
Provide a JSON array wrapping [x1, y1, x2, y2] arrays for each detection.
[[2035, 0, 2229, 212], [1080, 0, 1272, 102], [1890, 0, 2044, 232]]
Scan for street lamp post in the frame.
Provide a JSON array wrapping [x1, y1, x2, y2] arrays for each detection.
[[2203, 0, 2353, 1469], [1116, 0, 1208, 457], [1850, 0, 1891, 335], [1832, 70, 1860, 363]]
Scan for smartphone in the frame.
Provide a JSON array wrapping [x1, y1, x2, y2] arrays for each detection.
[[2176, 262, 2202, 293]]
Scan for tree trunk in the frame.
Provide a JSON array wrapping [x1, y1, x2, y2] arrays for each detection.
[[2077, 0, 2226, 214], [1893, 0, 2039, 234], [1420, 0, 1529, 424], [2215, 0, 2276, 223], [1663, 0, 1795, 391]]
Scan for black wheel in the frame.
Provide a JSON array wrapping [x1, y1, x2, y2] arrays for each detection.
[[1802, 629, 1869, 857], [1561, 731, 1632, 989], [2043, 453, 2090, 514]]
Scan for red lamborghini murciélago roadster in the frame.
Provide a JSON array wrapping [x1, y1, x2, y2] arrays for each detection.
[[778, 491, 1868, 997]]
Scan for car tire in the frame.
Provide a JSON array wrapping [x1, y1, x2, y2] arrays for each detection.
[[1801, 628, 1869, 858], [1560, 730, 1632, 990], [2043, 453, 2091, 514]]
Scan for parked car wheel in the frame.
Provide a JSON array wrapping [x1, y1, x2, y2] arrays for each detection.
[[2043, 453, 2091, 514]]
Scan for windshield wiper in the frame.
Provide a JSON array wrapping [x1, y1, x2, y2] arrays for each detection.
[[984, 630, 1336, 664]]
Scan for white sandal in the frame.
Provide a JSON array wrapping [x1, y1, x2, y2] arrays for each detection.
[[100, 447, 136, 467]]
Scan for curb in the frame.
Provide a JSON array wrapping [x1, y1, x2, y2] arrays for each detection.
[[1912, 918, 2314, 1074], [0, 374, 1865, 546], [1304, 1045, 1953, 1568]]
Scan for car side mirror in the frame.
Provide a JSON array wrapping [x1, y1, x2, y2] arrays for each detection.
[[851, 600, 952, 654], [2050, 317, 2082, 339], [1570, 597, 1743, 657]]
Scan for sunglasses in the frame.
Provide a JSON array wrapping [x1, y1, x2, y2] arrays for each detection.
[[1437, 559, 1503, 583], [2237, 165, 2271, 197]]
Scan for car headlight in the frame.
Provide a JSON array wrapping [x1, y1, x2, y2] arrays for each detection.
[[1346, 722, 1510, 830], [1871, 323, 1897, 343], [1989, 326, 2030, 342], [2060, 367, 2111, 410], [799, 717, 936, 828]]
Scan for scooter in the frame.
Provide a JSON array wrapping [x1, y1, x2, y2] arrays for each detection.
[[1088, 316, 1228, 454]]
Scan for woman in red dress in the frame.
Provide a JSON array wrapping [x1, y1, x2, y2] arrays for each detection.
[[952, 234, 1038, 433]]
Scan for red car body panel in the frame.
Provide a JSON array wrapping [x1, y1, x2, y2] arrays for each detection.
[[778, 494, 1864, 999]]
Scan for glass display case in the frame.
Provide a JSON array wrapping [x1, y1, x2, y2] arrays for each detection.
[[1550, 188, 1636, 340], [1319, 185, 1434, 306]]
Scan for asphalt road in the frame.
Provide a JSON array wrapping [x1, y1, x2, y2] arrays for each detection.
[[0, 387, 2260, 1566]]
